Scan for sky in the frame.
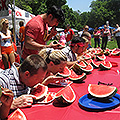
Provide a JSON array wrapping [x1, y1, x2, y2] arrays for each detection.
[[66, 0, 93, 13]]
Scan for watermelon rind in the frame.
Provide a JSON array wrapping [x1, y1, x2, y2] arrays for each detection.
[[8, 108, 27, 120], [99, 61, 112, 70], [83, 54, 91, 60], [88, 84, 117, 99], [57, 67, 71, 78], [96, 55, 106, 61], [69, 70, 86, 82], [31, 83, 48, 100], [111, 51, 120, 56], [55, 85, 76, 104], [79, 64, 93, 73]]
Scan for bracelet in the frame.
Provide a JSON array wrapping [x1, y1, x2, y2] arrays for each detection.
[[77, 60, 80, 63]]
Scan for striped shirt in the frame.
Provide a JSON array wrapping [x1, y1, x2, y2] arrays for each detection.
[[0, 63, 29, 99], [61, 46, 77, 61]]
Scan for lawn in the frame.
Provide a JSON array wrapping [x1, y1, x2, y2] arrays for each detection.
[[91, 38, 118, 49], [47, 37, 118, 50]]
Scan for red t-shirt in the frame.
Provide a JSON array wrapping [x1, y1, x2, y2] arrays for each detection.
[[93, 30, 101, 38], [22, 15, 48, 59], [64, 28, 74, 42]]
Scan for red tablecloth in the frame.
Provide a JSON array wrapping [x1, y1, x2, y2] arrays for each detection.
[[21, 56, 120, 120]]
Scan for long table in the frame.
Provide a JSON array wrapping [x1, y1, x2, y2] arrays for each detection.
[[21, 56, 120, 120]]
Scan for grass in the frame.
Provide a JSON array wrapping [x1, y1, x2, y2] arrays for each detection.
[[47, 38, 118, 49], [91, 38, 118, 49]]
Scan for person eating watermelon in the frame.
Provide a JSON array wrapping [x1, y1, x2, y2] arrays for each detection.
[[0, 54, 48, 110], [38, 49, 67, 85], [61, 36, 85, 68]]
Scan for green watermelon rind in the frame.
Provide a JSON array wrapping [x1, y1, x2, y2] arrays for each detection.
[[75, 62, 87, 68], [69, 72, 86, 82], [79, 64, 93, 73], [31, 83, 48, 100], [91, 60, 100, 68], [96, 55, 106, 61], [99, 61, 112, 70], [83, 54, 91, 60], [111, 51, 120, 56], [88, 84, 117, 99], [55, 85, 76, 103], [57, 67, 71, 78]]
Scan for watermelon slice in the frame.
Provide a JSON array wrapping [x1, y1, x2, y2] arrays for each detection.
[[88, 84, 117, 99], [84, 59, 93, 65], [55, 85, 76, 104], [91, 60, 104, 68], [39, 92, 56, 104], [83, 53, 91, 60], [95, 50, 104, 56], [80, 64, 93, 73], [111, 50, 120, 56], [57, 67, 71, 77], [96, 54, 106, 61], [99, 61, 112, 70], [8, 108, 27, 120], [69, 69, 86, 82], [31, 83, 48, 100]]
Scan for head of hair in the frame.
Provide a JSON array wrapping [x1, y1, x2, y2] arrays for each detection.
[[71, 36, 85, 44], [39, 49, 67, 65], [0, 18, 8, 31], [47, 5, 65, 24], [19, 21, 24, 27], [19, 54, 47, 76]]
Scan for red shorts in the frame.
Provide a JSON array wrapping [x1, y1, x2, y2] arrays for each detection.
[[1, 45, 14, 54]]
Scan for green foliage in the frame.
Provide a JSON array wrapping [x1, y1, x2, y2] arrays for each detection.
[[14, 0, 120, 30]]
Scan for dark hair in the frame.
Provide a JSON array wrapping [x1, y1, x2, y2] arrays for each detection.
[[19, 54, 47, 76], [19, 21, 24, 27], [71, 36, 85, 44], [47, 5, 65, 24]]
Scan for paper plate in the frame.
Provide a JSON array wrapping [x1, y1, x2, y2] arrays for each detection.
[[79, 93, 120, 111]]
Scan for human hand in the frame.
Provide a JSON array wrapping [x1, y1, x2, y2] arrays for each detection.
[[11, 94, 36, 109], [0, 87, 14, 107]]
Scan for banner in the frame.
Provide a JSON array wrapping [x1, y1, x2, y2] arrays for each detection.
[[0, 0, 9, 17]]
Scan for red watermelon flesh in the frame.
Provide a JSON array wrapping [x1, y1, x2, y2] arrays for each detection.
[[85, 59, 93, 64], [88, 84, 117, 98], [31, 83, 48, 100], [80, 64, 93, 72], [57, 67, 71, 77], [8, 108, 27, 120], [91, 60, 104, 68], [69, 69, 86, 81], [55, 85, 76, 103]]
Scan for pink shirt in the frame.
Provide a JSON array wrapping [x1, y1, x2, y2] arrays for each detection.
[[22, 15, 48, 59]]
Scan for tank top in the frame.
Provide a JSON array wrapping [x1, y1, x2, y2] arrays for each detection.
[[0, 30, 12, 47]]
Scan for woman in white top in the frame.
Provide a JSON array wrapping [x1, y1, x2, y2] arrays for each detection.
[[0, 18, 15, 69]]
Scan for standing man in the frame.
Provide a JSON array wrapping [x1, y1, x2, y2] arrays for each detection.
[[113, 24, 120, 48], [101, 25, 111, 50], [64, 24, 74, 45], [22, 5, 65, 60]]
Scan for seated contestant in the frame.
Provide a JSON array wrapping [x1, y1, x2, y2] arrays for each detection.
[[61, 36, 85, 68], [0, 87, 14, 120], [38, 48, 67, 85], [0, 54, 48, 109]]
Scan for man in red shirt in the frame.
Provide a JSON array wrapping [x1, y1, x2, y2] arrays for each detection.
[[64, 24, 74, 45], [22, 5, 65, 60]]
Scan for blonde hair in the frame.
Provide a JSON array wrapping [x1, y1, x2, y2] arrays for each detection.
[[38, 48, 67, 65], [0, 18, 8, 31]]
